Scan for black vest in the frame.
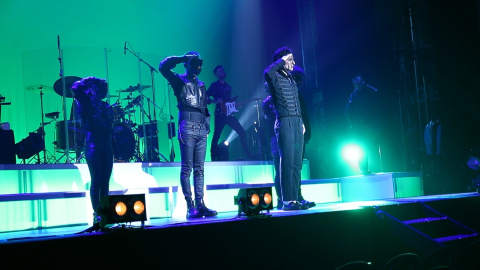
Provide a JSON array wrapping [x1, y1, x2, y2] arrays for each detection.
[[176, 75, 207, 112], [270, 72, 302, 118]]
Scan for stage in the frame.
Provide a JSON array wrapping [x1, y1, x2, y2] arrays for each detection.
[[0, 161, 424, 232], [0, 161, 479, 268], [0, 160, 480, 269], [1, 193, 480, 269]]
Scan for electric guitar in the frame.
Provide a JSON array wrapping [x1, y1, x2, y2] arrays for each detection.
[[219, 98, 262, 116]]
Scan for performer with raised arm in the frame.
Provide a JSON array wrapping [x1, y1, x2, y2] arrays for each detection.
[[263, 65, 315, 210], [71, 77, 114, 228], [264, 47, 306, 211], [159, 51, 217, 219], [207, 65, 253, 161]]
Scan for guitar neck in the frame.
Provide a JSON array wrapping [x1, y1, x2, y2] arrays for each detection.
[[234, 98, 261, 107]]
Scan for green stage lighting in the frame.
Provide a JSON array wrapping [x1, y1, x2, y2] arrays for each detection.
[[100, 194, 147, 228], [342, 144, 364, 163], [234, 187, 273, 216]]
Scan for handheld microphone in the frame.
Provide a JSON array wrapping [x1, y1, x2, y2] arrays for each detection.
[[124, 42, 127, 54], [366, 83, 378, 92]]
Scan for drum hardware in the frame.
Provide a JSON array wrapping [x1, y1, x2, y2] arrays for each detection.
[[143, 95, 172, 161], [15, 132, 45, 163], [111, 103, 126, 123], [26, 85, 54, 92], [139, 96, 170, 162], [124, 41, 175, 162], [54, 36, 79, 163], [116, 84, 151, 93], [54, 120, 84, 151], [136, 121, 169, 162], [25, 84, 59, 164], [53, 76, 81, 98], [53, 120, 85, 163], [45, 111, 60, 119], [124, 95, 142, 111], [15, 118, 58, 164]]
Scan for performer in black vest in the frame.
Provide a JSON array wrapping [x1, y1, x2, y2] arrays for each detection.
[[263, 66, 315, 210], [264, 47, 306, 211], [159, 51, 217, 219], [71, 77, 114, 227]]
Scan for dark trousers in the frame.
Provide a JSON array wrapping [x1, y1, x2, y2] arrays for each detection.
[[276, 117, 304, 202], [85, 141, 113, 212], [271, 136, 305, 202], [210, 114, 250, 160], [178, 120, 208, 200]]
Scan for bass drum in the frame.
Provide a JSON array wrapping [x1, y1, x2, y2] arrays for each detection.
[[112, 123, 136, 162]]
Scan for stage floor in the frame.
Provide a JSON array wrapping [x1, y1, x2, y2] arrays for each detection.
[[2, 192, 480, 269], [1, 192, 476, 243]]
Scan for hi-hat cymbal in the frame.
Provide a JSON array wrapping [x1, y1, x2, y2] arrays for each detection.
[[117, 85, 151, 92], [26, 85, 54, 92], [53, 76, 82, 98]]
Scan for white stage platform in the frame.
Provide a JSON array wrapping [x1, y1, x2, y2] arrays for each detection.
[[0, 160, 422, 232]]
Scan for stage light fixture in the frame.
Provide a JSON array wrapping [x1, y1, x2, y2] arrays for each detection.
[[234, 187, 273, 216], [100, 194, 147, 228]]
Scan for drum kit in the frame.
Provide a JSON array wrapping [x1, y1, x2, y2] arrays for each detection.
[[21, 77, 162, 164], [109, 84, 154, 162]]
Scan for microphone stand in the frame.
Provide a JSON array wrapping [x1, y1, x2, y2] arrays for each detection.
[[57, 35, 72, 163], [124, 42, 158, 162]]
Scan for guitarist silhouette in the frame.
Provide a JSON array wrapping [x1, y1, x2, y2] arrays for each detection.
[[207, 65, 254, 161]]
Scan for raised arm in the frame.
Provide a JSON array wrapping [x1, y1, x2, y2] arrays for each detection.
[[264, 58, 286, 83], [159, 54, 198, 88]]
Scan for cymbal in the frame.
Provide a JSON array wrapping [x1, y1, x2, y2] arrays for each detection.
[[108, 95, 119, 98], [53, 76, 82, 98], [117, 85, 151, 92], [26, 85, 54, 92], [122, 96, 133, 100]]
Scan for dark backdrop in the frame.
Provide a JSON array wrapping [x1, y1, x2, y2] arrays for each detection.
[[256, 0, 480, 193]]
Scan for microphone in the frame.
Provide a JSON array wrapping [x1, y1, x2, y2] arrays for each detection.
[[57, 35, 60, 50], [366, 83, 378, 92], [362, 81, 378, 92], [124, 41, 127, 54]]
